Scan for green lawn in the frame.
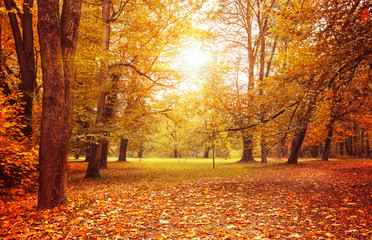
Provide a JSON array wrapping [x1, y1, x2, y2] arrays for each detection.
[[67, 157, 287, 189]]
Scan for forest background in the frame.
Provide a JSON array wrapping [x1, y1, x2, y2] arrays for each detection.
[[0, 0, 371, 209]]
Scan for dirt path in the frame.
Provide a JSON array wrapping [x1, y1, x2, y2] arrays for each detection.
[[1, 160, 371, 239]]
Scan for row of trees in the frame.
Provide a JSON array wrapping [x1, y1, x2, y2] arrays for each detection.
[[0, 0, 371, 208], [206, 0, 372, 164]]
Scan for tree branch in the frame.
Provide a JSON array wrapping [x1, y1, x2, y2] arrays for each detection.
[[111, 62, 173, 87], [226, 101, 300, 132]]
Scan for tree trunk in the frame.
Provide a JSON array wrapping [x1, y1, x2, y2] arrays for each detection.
[[240, 135, 255, 162], [95, 75, 120, 167], [319, 143, 323, 156], [99, 139, 109, 169], [346, 137, 353, 156], [38, 4, 66, 208], [257, 5, 268, 165], [310, 145, 318, 158], [287, 98, 316, 164], [174, 148, 179, 158], [85, 0, 110, 178], [85, 144, 93, 162], [366, 140, 371, 157], [138, 148, 144, 158], [274, 140, 282, 160], [261, 140, 268, 163], [4, 0, 36, 137], [85, 143, 102, 178], [339, 142, 344, 156], [204, 147, 210, 158], [118, 138, 129, 162], [287, 129, 307, 164], [357, 129, 365, 158], [322, 117, 336, 161], [37, 0, 83, 209]]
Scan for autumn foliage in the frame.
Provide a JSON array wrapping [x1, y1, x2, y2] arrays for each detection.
[[0, 90, 38, 193], [1, 160, 371, 239]]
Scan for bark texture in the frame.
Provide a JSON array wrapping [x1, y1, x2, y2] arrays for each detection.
[[38, 0, 82, 209], [38, 0, 66, 209]]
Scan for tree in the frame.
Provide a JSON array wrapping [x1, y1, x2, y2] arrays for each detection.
[[85, 0, 116, 178], [117, 138, 129, 162], [214, 0, 279, 163], [3, 0, 36, 137], [271, 0, 372, 163], [37, 0, 83, 209]]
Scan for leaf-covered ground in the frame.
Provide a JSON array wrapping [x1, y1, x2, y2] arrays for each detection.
[[1, 160, 371, 239]]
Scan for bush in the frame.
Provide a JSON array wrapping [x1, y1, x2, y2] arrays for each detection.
[[0, 90, 38, 193]]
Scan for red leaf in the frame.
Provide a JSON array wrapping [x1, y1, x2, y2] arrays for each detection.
[[361, 9, 370, 19]]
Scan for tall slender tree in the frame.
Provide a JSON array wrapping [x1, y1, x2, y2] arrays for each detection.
[[85, 0, 115, 178]]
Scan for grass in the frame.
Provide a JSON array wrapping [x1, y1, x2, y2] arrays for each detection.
[[67, 157, 288, 190]]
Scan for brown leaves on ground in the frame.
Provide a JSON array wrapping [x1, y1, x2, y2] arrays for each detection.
[[1, 160, 372, 239]]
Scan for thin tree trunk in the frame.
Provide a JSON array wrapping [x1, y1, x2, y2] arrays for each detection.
[[257, 4, 268, 164], [174, 148, 179, 158], [118, 138, 128, 162], [261, 140, 268, 163], [86, 0, 110, 178], [138, 147, 144, 158]]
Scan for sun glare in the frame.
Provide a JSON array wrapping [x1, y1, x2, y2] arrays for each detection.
[[178, 44, 211, 73], [184, 48, 209, 68], [174, 41, 212, 93]]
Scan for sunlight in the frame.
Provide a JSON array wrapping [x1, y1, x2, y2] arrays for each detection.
[[183, 48, 209, 69], [178, 43, 211, 73], [174, 42, 212, 92]]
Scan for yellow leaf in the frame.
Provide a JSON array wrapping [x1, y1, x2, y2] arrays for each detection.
[[186, 231, 196, 237], [325, 233, 334, 237]]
